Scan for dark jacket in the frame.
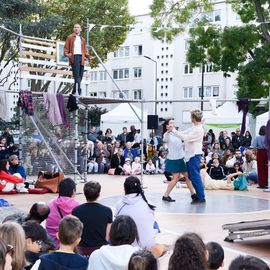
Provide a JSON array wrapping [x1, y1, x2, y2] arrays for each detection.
[[38, 252, 88, 270], [232, 134, 244, 149], [111, 154, 125, 169], [8, 164, 27, 179], [94, 148, 110, 164], [209, 165, 226, 180]]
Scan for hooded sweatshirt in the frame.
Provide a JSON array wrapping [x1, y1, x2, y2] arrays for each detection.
[[115, 194, 156, 248], [31, 251, 88, 270], [46, 197, 80, 246], [88, 244, 139, 270]]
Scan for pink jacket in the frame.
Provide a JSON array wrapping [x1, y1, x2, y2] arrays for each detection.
[[46, 196, 80, 246]]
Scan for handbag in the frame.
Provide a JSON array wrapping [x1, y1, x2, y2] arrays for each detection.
[[35, 171, 65, 193]]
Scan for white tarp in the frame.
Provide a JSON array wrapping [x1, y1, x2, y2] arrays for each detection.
[[256, 112, 269, 135], [100, 103, 148, 136]]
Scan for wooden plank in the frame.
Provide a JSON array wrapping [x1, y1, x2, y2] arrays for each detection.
[[21, 43, 55, 52], [20, 73, 91, 84], [20, 65, 73, 76], [21, 50, 56, 60], [22, 38, 56, 47], [19, 57, 57, 66]]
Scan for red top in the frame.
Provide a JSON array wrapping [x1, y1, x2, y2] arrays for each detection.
[[0, 170, 24, 191]]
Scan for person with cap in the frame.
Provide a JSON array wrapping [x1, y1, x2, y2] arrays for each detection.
[[8, 154, 27, 179]]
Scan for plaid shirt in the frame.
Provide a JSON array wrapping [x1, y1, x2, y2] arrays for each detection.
[[18, 90, 34, 115]]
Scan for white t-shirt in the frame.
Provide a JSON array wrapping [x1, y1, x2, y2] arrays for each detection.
[[74, 35, 82, 55]]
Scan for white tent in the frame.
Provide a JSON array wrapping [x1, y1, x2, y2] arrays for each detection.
[[100, 103, 148, 136], [203, 102, 245, 134], [256, 112, 269, 135]]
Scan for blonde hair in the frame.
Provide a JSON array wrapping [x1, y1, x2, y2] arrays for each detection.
[[0, 222, 26, 270], [191, 109, 203, 122]]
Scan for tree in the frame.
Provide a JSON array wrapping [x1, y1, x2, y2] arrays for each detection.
[[151, 0, 270, 114]]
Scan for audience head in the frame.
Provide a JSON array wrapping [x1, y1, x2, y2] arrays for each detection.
[[259, 125, 266, 136], [115, 141, 121, 148], [130, 125, 136, 132], [28, 202, 50, 223], [0, 222, 26, 270], [124, 176, 155, 210], [84, 181, 101, 202], [8, 155, 19, 166], [57, 215, 83, 248], [109, 215, 139, 246], [128, 249, 158, 270], [235, 128, 241, 135], [123, 127, 127, 133], [168, 232, 208, 270], [125, 158, 131, 164], [190, 109, 203, 123], [117, 148, 124, 156], [206, 242, 224, 270], [213, 158, 220, 167], [229, 255, 270, 270], [0, 239, 13, 270], [233, 162, 241, 171], [58, 178, 76, 198], [134, 156, 140, 163], [0, 159, 8, 172], [126, 142, 132, 150], [22, 221, 47, 253]]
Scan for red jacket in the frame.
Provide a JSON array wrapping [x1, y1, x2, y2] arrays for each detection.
[[0, 171, 24, 191], [64, 33, 90, 65]]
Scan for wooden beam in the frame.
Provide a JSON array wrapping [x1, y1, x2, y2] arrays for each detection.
[[22, 38, 56, 47], [20, 65, 73, 76], [21, 50, 56, 60]]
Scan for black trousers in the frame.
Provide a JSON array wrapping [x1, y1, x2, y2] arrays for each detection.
[[71, 54, 84, 95]]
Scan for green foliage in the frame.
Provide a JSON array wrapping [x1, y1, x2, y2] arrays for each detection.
[[88, 106, 108, 127]]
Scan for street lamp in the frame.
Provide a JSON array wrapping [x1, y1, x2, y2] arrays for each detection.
[[144, 55, 158, 115]]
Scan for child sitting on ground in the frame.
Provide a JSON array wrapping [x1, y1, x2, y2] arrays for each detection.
[[132, 156, 141, 175], [123, 158, 132, 175], [145, 159, 156, 174], [206, 242, 224, 270], [31, 215, 88, 270]]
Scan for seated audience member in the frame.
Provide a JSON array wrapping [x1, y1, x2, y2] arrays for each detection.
[[242, 149, 258, 184], [0, 159, 27, 193], [132, 156, 141, 175], [2, 127, 14, 146], [46, 178, 79, 246], [3, 202, 50, 225], [88, 215, 139, 270], [94, 142, 110, 173], [0, 238, 13, 270], [110, 148, 125, 175], [151, 151, 161, 173], [145, 159, 156, 174], [115, 177, 156, 249], [31, 216, 88, 270], [211, 143, 223, 158], [72, 181, 112, 257], [128, 249, 158, 270], [123, 158, 132, 175], [206, 242, 224, 270], [124, 142, 137, 161], [112, 140, 121, 155], [168, 233, 208, 270], [225, 149, 244, 174], [232, 128, 245, 150], [126, 125, 137, 144], [224, 137, 234, 151], [0, 222, 27, 270], [228, 255, 270, 270], [226, 162, 243, 184], [208, 159, 226, 180], [104, 128, 115, 144], [8, 145, 19, 157], [22, 221, 47, 270], [0, 137, 8, 160], [207, 152, 220, 170], [243, 131, 252, 147], [8, 155, 26, 179], [158, 151, 166, 173]]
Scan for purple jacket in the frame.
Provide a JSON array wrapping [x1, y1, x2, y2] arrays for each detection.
[[46, 196, 80, 246]]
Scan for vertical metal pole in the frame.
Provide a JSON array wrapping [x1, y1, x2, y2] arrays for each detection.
[[201, 65, 205, 111], [74, 84, 79, 181], [155, 60, 157, 115], [140, 101, 144, 185], [84, 108, 88, 182], [265, 88, 270, 192]]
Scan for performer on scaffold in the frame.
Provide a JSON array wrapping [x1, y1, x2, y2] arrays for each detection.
[[64, 23, 93, 95], [162, 119, 196, 202], [171, 109, 206, 204]]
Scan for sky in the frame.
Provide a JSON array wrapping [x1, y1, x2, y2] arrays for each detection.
[[128, 0, 153, 15]]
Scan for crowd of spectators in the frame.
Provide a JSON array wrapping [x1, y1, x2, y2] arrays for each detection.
[[0, 177, 269, 270]]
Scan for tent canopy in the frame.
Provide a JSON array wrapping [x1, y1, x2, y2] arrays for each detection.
[[256, 111, 269, 135], [100, 103, 148, 136]]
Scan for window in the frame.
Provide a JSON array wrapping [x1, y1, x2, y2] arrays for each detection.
[[203, 10, 221, 22], [198, 86, 220, 97], [112, 90, 129, 99], [98, 92, 106, 98], [133, 67, 142, 78], [113, 68, 129, 79], [133, 89, 142, 100], [199, 63, 213, 73], [99, 71, 107, 81], [90, 71, 98, 81], [113, 46, 130, 58], [184, 64, 193, 74], [90, 92, 97, 97], [134, 45, 143, 56], [235, 13, 241, 21], [184, 87, 193, 98]]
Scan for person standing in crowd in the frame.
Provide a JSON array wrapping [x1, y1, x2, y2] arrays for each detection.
[[243, 130, 252, 147], [232, 128, 244, 149], [2, 127, 14, 147], [252, 125, 268, 188], [171, 109, 205, 204], [162, 119, 195, 202], [64, 23, 93, 95], [117, 127, 128, 147], [126, 125, 137, 143]]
